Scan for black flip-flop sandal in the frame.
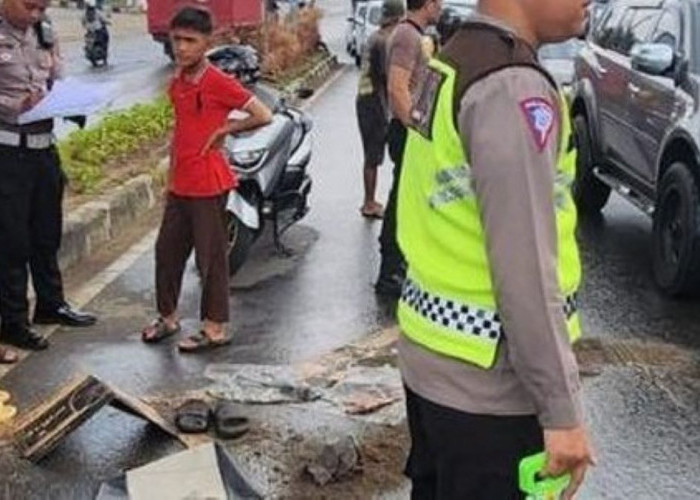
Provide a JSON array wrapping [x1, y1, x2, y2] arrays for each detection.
[[174, 399, 211, 434], [178, 331, 232, 353], [142, 318, 181, 344], [213, 401, 250, 440]]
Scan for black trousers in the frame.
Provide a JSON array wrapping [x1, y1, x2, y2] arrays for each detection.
[[404, 386, 544, 500], [0, 145, 65, 329], [377, 119, 407, 280]]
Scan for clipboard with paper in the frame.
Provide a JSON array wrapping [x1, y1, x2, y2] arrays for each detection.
[[18, 77, 118, 125]]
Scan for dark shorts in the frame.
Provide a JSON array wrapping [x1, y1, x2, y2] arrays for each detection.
[[356, 95, 388, 166], [404, 386, 544, 500]]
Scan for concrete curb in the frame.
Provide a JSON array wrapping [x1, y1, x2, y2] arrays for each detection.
[[59, 170, 163, 270], [58, 52, 341, 272]]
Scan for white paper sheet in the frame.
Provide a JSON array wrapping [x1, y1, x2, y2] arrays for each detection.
[[18, 77, 118, 125], [126, 443, 227, 500]]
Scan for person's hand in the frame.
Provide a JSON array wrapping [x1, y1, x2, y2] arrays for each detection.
[[201, 125, 233, 155], [20, 91, 45, 112], [543, 426, 596, 500]]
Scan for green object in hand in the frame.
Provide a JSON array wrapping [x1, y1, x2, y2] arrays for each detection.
[[519, 452, 571, 499]]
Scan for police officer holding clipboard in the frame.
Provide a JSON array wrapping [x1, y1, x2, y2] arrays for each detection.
[[0, 0, 96, 364]]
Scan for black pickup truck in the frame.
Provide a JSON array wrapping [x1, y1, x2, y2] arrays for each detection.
[[571, 0, 700, 296]]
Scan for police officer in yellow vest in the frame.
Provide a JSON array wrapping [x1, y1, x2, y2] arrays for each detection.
[[397, 0, 595, 497]]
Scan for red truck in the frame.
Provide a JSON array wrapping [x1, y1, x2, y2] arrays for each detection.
[[147, 0, 264, 57]]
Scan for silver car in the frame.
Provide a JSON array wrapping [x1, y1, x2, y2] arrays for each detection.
[[346, 0, 384, 67]]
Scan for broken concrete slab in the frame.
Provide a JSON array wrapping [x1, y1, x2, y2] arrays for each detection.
[[204, 364, 322, 405], [205, 361, 403, 422]]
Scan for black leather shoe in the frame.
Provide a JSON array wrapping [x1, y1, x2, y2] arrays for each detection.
[[1, 325, 49, 351], [33, 304, 97, 328]]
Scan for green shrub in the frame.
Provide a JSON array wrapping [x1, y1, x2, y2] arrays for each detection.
[[58, 96, 173, 193]]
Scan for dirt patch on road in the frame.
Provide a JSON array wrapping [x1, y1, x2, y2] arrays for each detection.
[[575, 337, 697, 374], [247, 421, 409, 499]]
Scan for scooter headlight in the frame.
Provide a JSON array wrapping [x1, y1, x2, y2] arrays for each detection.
[[230, 148, 267, 170]]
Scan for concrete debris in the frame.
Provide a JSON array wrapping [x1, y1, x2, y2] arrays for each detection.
[[305, 436, 361, 486], [204, 364, 323, 404], [326, 366, 403, 415], [204, 363, 404, 418]]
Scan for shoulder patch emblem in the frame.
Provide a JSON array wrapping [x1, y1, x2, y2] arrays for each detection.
[[519, 97, 556, 152]]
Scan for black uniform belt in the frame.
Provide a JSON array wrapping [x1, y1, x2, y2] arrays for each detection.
[[0, 130, 54, 150]]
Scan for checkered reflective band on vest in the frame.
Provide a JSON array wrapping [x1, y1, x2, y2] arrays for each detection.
[[401, 277, 579, 346]]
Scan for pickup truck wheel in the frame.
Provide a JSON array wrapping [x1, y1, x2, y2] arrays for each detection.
[[652, 162, 700, 296], [572, 115, 610, 214]]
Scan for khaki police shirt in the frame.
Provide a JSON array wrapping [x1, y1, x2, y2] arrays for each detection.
[[0, 14, 62, 129], [398, 15, 583, 430]]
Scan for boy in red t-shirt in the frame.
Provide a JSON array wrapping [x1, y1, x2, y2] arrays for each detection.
[[142, 7, 272, 352]]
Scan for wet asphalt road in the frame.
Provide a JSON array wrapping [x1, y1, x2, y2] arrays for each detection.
[[2, 2, 700, 498]]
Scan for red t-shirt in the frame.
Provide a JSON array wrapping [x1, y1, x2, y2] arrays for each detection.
[[168, 64, 253, 197]]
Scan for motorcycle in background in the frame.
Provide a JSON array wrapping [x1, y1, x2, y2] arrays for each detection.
[[207, 45, 314, 276], [83, 1, 110, 67]]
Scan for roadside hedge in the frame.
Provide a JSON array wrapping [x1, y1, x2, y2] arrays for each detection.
[[58, 97, 173, 193]]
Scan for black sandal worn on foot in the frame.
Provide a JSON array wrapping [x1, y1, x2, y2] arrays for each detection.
[[142, 318, 181, 344], [178, 331, 232, 353], [174, 399, 211, 434]]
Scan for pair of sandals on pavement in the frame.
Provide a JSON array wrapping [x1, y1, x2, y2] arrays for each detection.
[[141, 318, 232, 353], [175, 399, 249, 440]]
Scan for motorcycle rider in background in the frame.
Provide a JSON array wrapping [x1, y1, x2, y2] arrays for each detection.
[[82, 0, 109, 56]]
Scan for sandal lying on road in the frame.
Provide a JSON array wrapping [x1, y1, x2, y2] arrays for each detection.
[[178, 331, 232, 353], [0, 347, 18, 365], [141, 318, 181, 344], [174, 399, 211, 434], [213, 401, 250, 440]]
